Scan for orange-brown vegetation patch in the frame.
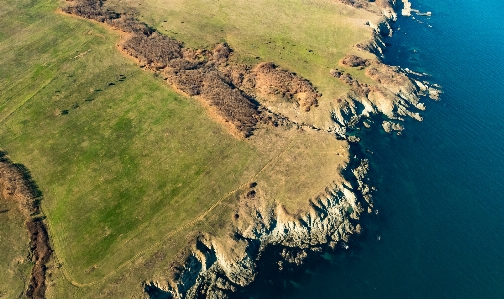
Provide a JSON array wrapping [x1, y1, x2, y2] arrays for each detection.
[[0, 153, 51, 299], [62, 0, 322, 137], [122, 32, 183, 68], [339, 54, 370, 68], [25, 220, 51, 299], [251, 62, 320, 112]]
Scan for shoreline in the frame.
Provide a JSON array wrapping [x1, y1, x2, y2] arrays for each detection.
[[0, 0, 442, 298], [143, 1, 441, 298]]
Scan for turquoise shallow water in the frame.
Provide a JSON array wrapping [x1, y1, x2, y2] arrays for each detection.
[[231, 0, 504, 298]]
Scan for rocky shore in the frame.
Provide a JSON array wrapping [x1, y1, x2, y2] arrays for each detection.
[[144, 180, 366, 299], [140, 1, 442, 298]]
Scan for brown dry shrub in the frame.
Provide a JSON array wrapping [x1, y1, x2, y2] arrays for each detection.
[[109, 15, 153, 35], [182, 48, 210, 63], [340, 55, 370, 67], [168, 69, 206, 96], [0, 155, 51, 299], [211, 43, 232, 64], [122, 32, 183, 68], [167, 58, 201, 72], [25, 219, 52, 299], [253, 62, 320, 111], [201, 72, 259, 136], [62, 0, 120, 23], [218, 64, 255, 91]]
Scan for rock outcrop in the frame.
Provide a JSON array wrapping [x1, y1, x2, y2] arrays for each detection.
[[145, 177, 367, 299]]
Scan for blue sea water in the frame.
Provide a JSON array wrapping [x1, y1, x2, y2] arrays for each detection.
[[231, 0, 504, 298]]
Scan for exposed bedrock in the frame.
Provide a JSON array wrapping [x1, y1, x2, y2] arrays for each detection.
[[145, 177, 368, 299], [330, 57, 440, 137]]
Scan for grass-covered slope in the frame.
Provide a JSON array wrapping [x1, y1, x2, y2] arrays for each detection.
[[0, 0, 361, 296]]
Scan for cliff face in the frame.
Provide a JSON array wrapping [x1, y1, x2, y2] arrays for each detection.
[[145, 180, 367, 299], [330, 57, 441, 137]]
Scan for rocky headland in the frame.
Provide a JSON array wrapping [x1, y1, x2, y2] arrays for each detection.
[[8, 0, 441, 298], [132, 1, 440, 299]]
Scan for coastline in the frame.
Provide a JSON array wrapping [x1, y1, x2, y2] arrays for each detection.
[[7, 0, 504, 297], [142, 1, 441, 298], [0, 0, 443, 298]]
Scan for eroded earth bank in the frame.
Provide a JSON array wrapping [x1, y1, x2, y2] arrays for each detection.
[[0, 153, 52, 299]]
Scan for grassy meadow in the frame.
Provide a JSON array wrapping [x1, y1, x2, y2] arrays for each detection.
[[0, 0, 364, 296]]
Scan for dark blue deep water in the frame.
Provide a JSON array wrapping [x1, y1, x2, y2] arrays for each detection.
[[231, 0, 504, 298]]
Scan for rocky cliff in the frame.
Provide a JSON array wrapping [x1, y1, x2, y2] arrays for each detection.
[[144, 178, 367, 299], [142, 0, 442, 297]]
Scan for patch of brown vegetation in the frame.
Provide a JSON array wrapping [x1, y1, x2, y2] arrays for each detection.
[[0, 152, 51, 299], [25, 220, 51, 299], [339, 54, 370, 67], [251, 62, 320, 112], [122, 32, 183, 68], [62, 0, 322, 137]]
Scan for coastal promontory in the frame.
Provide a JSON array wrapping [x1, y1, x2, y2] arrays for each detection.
[[0, 0, 439, 298]]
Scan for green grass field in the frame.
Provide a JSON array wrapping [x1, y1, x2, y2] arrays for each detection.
[[0, 0, 373, 296]]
